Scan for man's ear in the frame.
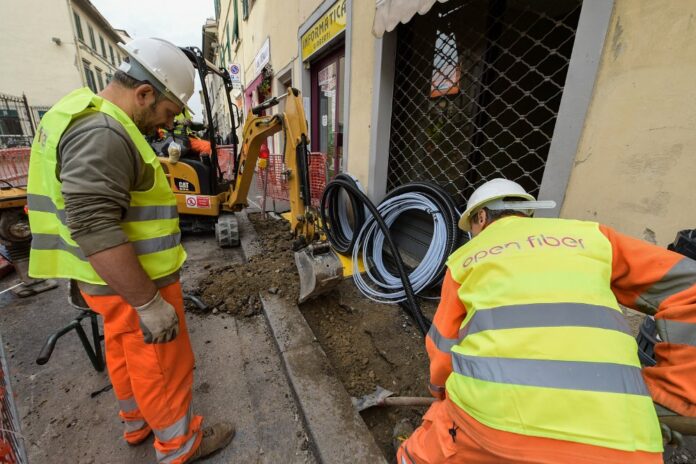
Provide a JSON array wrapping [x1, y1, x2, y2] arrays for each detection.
[[476, 209, 488, 226], [133, 84, 156, 107]]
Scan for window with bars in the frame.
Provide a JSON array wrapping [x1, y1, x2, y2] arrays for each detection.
[[73, 11, 83, 41], [387, 0, 582, 203]]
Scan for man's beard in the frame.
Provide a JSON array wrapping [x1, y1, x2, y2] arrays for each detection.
[[133, 102, 159, 136]]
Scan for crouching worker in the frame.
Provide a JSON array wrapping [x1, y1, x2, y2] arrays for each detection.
[[397, 178, 696, 463]]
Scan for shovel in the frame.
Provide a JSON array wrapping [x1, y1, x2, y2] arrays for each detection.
[[295, 242, 343, 303], [352, 385, 436, 412]]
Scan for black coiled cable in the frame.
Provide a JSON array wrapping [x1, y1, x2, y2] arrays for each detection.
[[321, 178, 431, 336], [383, 182, 461, 287], [320, 173, 366, 254]]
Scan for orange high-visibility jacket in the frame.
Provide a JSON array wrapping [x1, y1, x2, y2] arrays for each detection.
[[426, 216, 696, 460]]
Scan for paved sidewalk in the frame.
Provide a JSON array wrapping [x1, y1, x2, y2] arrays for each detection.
[[0, 235, 314, 463]]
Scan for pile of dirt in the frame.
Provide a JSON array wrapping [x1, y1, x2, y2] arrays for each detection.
[[193, 214, 300, 316], [301, 283, 437, 460]]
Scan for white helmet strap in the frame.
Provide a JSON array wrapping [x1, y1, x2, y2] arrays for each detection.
[[484, 198, 556, 215]]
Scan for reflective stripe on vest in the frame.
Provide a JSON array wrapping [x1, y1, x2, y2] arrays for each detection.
[[27, 194, 178, 223], [444, 217, 662, 453], [27, 88, 186, 284]]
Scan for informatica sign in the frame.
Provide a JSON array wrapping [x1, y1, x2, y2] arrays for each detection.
[[301, 0, 346, 61]]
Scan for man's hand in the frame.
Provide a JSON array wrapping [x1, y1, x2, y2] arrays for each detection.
[[135, 292, 179, 343]]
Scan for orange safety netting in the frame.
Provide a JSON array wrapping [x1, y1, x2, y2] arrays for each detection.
[[0, 148, 30, 187], [255, 153, 328, 207]]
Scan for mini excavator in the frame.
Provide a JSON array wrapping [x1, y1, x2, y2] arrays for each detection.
[[158, 47, 342, 302]]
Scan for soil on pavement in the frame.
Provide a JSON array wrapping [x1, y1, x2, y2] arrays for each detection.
[[194, 214, 301, 317], [195, 213, 436, 460]]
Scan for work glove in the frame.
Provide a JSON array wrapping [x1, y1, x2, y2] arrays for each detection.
[[168, 142, 182, 164], [135, 292, 179, 344]]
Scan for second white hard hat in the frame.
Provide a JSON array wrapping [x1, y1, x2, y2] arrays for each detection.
[[118, 37, 195, 113], [458, 178, 556, 232]]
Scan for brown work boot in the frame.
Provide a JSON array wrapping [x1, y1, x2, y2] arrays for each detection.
[[185, 422, 235, 463], [392, 418, 414, 453]]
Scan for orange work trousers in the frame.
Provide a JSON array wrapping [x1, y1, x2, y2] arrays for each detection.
[[397, 400, 662, 464], [82, 281, 203, 463]]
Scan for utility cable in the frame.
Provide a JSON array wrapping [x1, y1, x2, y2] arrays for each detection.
[[320, 173, 366, 254], [321, 178, 431, 335]]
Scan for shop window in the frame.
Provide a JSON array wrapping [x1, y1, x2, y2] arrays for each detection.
[[311, 49, 345, 178]]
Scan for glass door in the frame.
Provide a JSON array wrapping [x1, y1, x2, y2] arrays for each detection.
[[311, 48, 345, 179]]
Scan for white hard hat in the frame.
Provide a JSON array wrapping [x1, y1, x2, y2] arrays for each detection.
[[458, 178, 556, 231], [117, 37, 195, 113]]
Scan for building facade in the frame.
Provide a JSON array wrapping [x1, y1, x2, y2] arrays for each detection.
[[0, 0, 127, 144], [204, 0, 696, 245]]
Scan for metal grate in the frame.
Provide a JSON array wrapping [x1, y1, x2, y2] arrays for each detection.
[[0, 334, 28, 464], [387, 0, 582, 203], [0, 94, 35, 149]]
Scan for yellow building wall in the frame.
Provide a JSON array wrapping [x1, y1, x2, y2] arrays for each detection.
[[561, 0, 696, 245], [237, 0, 323, 86], [344, 0, 375, 186], [216, 0, 376, 188]]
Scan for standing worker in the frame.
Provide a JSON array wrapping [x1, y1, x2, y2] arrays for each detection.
[[26, 37, 234, 463], [397, 178, 696, 463]]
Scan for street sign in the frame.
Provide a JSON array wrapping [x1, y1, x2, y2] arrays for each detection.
[[253, 38, 270, 77], [229, 63, 241, 84]]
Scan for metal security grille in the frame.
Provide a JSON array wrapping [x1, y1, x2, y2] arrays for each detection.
[[387, 0, 582, 202], [0, 94, 35, 149]]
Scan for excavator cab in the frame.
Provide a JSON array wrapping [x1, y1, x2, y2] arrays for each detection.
[[154, 46, 242, 246]]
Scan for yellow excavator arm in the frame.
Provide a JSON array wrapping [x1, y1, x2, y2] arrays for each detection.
[[224, 88, 319, 245]]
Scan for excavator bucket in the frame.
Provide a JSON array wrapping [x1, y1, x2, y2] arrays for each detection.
[[295, 242, 343, 303]]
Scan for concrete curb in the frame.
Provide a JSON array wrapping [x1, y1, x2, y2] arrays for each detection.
[[238, 209, 387, 463], [260, 294, 387, 464]]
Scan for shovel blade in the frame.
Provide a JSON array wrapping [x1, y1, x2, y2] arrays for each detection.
[[295, 243, 343, 303], [352, 386, 394, 412]]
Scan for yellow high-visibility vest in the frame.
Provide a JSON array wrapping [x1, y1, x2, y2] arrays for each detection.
[[27, 88, 186, 284], [445, 216, 662, 452]]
